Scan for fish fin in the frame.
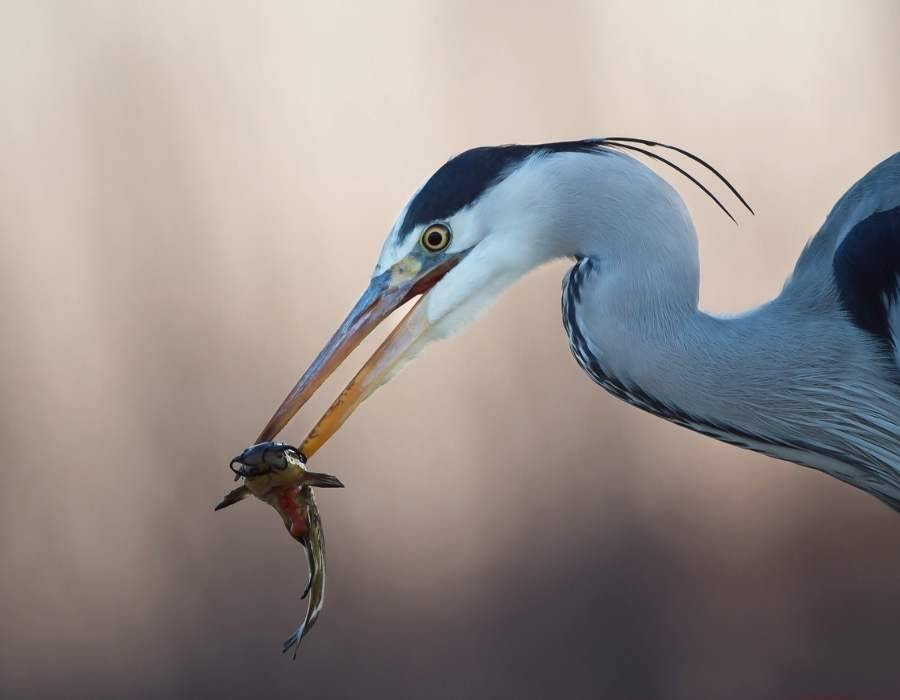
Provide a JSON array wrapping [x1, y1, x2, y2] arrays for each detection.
[[303, 471, 344, 488], [282, 624, 306, 660], [214, 485, 250, 511]]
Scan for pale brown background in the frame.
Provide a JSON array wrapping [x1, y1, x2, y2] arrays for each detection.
[[2, 1, 900, 698]]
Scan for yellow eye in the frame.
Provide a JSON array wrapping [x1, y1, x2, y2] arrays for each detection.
[[420, 223, 452, 253]]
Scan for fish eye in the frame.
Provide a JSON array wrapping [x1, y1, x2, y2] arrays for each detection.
[[420, 223, 451, 253]]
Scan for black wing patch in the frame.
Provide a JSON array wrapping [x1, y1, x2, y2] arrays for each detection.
[[833, 204, 900, 349]]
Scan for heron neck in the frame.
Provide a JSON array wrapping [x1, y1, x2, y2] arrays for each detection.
[[571, 259, 823, 437]]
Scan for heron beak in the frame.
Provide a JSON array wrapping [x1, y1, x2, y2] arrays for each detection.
[[256, 254, 461, 456]]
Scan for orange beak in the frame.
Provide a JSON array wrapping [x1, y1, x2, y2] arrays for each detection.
[[255, 253, 461, 460]]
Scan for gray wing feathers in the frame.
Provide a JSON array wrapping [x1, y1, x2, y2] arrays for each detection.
[[788, 151, 900, 292]]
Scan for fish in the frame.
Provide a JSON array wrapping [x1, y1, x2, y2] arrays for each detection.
[[215, 441, 343, 658]]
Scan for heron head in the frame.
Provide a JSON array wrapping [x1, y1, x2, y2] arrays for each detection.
[[257, 144, 568, 455], [254, 138, 748, 458]]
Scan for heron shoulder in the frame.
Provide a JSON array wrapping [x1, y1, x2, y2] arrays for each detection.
[[783, 152, 900, 358], [789, 151, 900, 283], [833, 203, 900, 352]]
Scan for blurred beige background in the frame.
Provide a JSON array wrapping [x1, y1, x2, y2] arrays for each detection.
[[2, 1, 899, 698]]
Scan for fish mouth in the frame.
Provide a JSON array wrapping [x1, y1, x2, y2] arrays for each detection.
[[228, 442, 303, 480]]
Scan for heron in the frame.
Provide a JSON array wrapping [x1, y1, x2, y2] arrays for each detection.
[[248, 138, 900, 513]]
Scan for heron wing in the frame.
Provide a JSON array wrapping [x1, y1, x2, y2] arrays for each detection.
[[787, 152, 900, 364], [792, 152, 900, 274]]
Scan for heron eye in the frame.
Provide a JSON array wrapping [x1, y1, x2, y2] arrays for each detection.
[[420, 224, 451, 253]]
